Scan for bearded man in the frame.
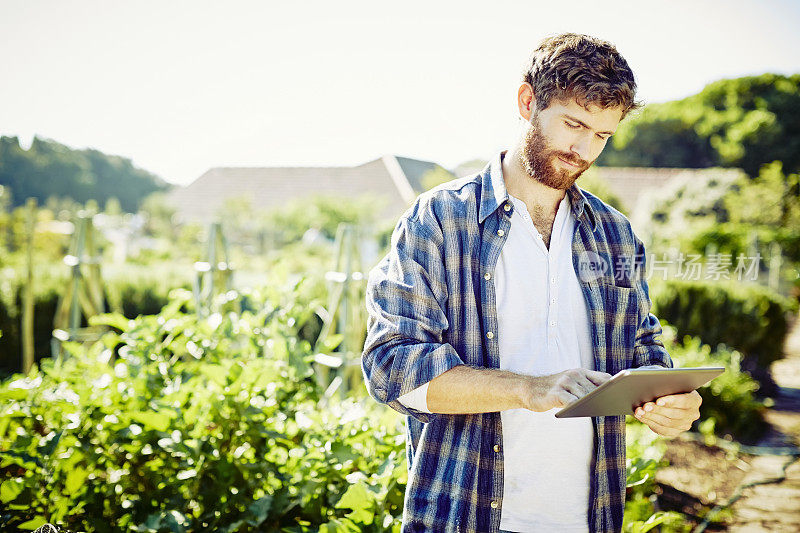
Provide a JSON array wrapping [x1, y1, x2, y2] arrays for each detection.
[[362, 33, 701, 532]]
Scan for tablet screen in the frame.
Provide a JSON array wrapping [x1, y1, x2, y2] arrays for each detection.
[[555, 367, 724, 418]]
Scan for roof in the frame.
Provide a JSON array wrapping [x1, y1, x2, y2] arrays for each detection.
[[167, 155, 441, 224], [592, 167, 741, 213], [395, 156, 448, 192], [167, 155, 733, 230]]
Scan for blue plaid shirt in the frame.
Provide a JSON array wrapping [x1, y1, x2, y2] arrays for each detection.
[[362, 154, 672, 532]]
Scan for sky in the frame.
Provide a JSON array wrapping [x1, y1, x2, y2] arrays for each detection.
[[1, 0, 799, 186]]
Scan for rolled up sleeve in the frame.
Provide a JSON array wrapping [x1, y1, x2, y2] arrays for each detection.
[[361, 216, 465, 423]]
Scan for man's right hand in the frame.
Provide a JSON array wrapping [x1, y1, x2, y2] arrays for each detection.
[[520, 369, 612, 412]]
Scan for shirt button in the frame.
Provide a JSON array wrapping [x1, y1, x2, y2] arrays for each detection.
[[486, 331, 494, 339], [551, 298, 556, 304], [484, 272, 492, 281], [551, 277, 556, 284], [497, 229, 505, 236], [490, 500, 499, 509], [503, 203, 511, 212], [493, 444, 500, 453]]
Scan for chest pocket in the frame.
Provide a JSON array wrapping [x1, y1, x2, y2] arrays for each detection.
[[598, 283, 640, 371]]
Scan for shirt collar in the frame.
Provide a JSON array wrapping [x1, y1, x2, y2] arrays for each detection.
[[479, 151, 598, 232], [478, 152, 509, 223]]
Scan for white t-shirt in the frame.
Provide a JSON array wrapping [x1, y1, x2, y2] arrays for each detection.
[[398, 192, 594, 532]]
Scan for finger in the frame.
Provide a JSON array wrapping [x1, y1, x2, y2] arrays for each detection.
[[639, 409, 688, 429], [634, 402, 691, 419], [633, 402, 664, 418], [585, 370, 612, 385], [574, 374, 599, 394], [556, 390, 578, 407], [645, 404, 694, 419], [580, 376, 602, 394], [563, 380, 592, 399], [655, 391, 701, 409], [636, 409, 694, 432], [636, 415, 682, 438]]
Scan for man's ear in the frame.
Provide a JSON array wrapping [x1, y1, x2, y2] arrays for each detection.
[[518, 83, 536, 121]]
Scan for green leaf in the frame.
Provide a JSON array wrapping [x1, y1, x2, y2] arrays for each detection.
[[335, 482, 375, 525], [0, 478, 24, 503], [0, 388, 28, 401], [65, 466, 88, 494], [18, 516, 48, 530], [199, 364, 228, 388], [89, 312, 132, 331], [320, 333, 344, 353], [629, 512, 668, 533], [130, 410, 174, 432], [319, 518, 360, 533]]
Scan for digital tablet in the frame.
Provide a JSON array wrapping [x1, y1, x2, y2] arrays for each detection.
[[554, 367, 724, 418]]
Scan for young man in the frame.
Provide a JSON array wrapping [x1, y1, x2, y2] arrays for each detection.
[[362, 33, 701, 532]]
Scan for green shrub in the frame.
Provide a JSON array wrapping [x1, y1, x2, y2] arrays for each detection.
[[0, 285, 406, 532], [0, 278, 705, 532], [662, 326, 768, 443], [624, 423, 688, 532], [0, 274, 186, 378], [685, 223, 800, 265], [651, 279, 796, 392]]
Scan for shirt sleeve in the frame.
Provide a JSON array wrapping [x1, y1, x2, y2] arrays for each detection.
[[361, 215, 465, 423], [397, 382, 432, 413], [632, 235, 673, 369]]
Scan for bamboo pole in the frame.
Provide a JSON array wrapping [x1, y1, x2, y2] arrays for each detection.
[[21, 198, 36, 374]]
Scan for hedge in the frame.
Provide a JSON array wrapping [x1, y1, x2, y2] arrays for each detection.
[[651, 279, 797, 394], [0, 277, 185, 378]]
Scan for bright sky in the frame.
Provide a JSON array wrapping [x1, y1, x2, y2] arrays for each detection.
[[1, 0, 798, 186]]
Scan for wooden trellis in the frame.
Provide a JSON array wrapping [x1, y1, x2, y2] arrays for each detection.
[[52, 213, 108, 359], [193, 221, 238, 317], [313, 223, 368, 398], [21, 198, 36, 373]]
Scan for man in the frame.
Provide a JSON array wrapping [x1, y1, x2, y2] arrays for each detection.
[[362, 33, 701, 532]]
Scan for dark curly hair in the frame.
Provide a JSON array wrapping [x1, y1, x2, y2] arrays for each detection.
[[523, 33, 641, 118]]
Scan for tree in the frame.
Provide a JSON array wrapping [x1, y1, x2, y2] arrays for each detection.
[[597, 74, 800, 177], [0, 136, 170, 212], [725, 161, 800, 228]]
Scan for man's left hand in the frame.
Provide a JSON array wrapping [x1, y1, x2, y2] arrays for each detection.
[[634, 390, 702, 438]]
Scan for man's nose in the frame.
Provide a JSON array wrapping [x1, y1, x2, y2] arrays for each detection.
[[570, 134, 591, 160]]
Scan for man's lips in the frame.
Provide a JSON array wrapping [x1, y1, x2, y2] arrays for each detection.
[[557, 156, 583, 168]]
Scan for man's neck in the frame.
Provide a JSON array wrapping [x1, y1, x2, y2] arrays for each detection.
[[501, 146, 566, 216]]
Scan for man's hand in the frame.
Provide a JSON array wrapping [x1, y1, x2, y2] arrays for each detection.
[[521, 368, 612, 412], [634, 390, 702, 437]]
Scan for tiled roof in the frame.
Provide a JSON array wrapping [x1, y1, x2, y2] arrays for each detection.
[[592, 167, 740, 213], [394, 156, 453, 193], [167, 155, 734, 229], [167, 156, 436, 224]]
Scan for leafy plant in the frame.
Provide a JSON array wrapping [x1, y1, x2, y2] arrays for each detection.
[[0, 283, 406, 532], [624, 424, 688, 532], [663, 326, 768, 443]]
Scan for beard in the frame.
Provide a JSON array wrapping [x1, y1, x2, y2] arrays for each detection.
[[519, 113, 592, 190]]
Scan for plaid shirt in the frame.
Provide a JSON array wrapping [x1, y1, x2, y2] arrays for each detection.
[[362, 154, 672, 532]]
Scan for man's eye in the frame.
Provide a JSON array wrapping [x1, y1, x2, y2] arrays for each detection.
[[565, 121, 580, 129]]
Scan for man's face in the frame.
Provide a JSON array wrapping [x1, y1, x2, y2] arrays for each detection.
[[519, 97, 623, 190]]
